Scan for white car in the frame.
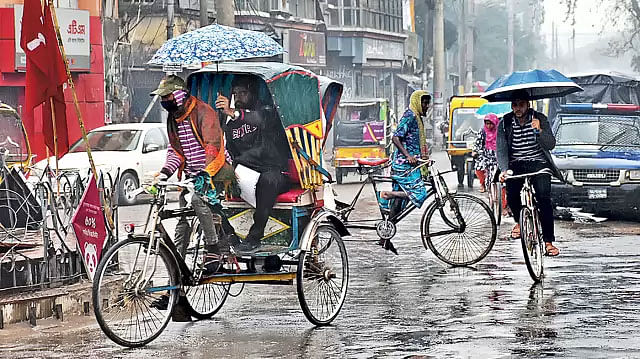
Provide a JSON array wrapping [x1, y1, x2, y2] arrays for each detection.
[[34, 123, 169, 205]]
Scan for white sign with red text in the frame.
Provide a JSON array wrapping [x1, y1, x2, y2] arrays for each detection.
[[14, 5, 90, 71]]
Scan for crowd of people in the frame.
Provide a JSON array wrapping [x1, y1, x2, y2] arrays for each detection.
[[149, 76, 562, 319]]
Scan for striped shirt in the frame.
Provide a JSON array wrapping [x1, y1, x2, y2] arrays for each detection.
[[510, 117, 545, 162], [161, 119, 207, 177]]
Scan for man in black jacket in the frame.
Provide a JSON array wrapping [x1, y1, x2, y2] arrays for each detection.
[[497, 91, 562, 256], [216, 75, 291, 252]]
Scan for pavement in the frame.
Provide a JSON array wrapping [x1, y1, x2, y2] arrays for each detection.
[[1, 149, 640, 358]]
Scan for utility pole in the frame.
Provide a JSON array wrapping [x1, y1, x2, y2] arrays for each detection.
[[167, 0, 175, 39], [572, 26, 576, 61], [507, 0, 514, 72], [200, 0, 209, 27], [458, 0, 466, 93], [464, 0, 474, 92], [433, 0, 445, 125], [423, 0, 434, 91], [215, 0, 235, 26]]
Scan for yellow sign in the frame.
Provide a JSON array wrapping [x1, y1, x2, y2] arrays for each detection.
[[228, 209, 290, 239], [303, 120, 323, 139]]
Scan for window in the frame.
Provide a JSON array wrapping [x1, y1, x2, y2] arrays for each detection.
[[70, 130, 142, 153], [143, 128, 168, 153], [334, 0, 401, 31]]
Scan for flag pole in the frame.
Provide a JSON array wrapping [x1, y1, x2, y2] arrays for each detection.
[[48, 1, 114, 229], [49, 97, 60, 197]]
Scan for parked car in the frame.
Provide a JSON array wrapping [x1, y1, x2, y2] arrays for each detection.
[[551, 103, 640, 218], [34, 123, 169, 205]]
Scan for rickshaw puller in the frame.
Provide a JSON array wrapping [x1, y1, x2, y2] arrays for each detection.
[[216, 75, 291, 252], [379, 90, 431, 254], [152, 75, 237, 268]]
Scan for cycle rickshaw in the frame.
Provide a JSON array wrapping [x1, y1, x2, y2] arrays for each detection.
[[92, 62, 349, 347]]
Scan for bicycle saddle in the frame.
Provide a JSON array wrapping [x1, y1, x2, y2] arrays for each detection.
[[357, 158, 389, 166]]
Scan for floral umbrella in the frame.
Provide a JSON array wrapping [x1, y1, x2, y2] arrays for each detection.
[[148, 24, 283, 65]]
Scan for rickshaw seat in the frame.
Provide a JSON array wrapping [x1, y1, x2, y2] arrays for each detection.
[[357, 158, 389, 166], [227, 187, 308, 204]]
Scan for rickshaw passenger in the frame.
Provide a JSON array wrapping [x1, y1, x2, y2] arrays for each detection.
[[216, 75, 291, 252], [152, 75, 237, 260], [379, 90, 431, 253]]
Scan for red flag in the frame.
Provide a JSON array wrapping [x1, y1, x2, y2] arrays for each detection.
[[20, 0, 50, 111], [20, 0, 69, 156], [42, 4, 69, 156]]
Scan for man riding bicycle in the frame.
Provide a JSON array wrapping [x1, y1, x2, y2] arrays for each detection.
[[497, 90, 562, 256]]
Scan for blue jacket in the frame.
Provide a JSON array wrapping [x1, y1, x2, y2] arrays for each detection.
[[496, 109, 563, 180]]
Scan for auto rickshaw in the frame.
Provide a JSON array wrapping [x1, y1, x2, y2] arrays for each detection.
[[447, 94, 487, 187], [332, 98, 392, 184], [92, 62, 352, 347], [0, 102, 32, 170]]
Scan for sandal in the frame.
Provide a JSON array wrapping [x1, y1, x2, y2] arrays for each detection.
[[545, 243, 560, 256], [479, 187, 486, 193], [510, 224, 520, 239]]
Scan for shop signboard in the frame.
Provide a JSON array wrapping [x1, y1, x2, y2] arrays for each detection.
[[364, 38, 404, 61], [287, 29, 326, 66], [15, 5, 90, 71]]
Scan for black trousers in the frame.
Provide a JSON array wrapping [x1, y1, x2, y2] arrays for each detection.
[[246, 170, 290, 242], [505, 160, 555, 243]]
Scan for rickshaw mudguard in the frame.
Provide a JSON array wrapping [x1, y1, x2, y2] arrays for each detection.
[[299, 209, 349, 252]]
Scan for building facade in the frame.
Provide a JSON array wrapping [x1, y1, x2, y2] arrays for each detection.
[[0, 0, 105, 159]]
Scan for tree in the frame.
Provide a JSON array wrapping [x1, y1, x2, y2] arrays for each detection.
[[562, 0, 640, 72], [472, 0, 547, 81]]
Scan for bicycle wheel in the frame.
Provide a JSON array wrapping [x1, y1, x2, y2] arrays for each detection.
[[92, 237, 179, 348], [489, 182, 502, 226], [183, 219, 229, 319], [297, 225, 349, 326], [421, 193, 497, 266], [520, 207, 544, 282]]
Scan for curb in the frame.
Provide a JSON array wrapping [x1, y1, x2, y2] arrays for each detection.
[[0, 279, 120, 327]]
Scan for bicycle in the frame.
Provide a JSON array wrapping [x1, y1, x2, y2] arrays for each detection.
[[487, 167, 504, 225], [334, 158, 497, 266], [504, 168, 554, 282], [92, 180, 349, 347]]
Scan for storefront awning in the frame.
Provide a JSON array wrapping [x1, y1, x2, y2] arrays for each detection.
[[396, 73, 422, 84]]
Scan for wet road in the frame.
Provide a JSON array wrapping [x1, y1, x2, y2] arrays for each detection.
[[2, 151, 640, 358]]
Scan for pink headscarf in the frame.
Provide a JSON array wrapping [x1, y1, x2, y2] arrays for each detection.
[[484, 113, 499, 151]]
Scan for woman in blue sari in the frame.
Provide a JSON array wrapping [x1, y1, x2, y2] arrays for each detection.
[[379, 90, 431, 253]]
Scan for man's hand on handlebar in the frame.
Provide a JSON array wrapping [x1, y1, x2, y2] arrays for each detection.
[[152, 171, 168, 185], [407, 155, 418, 165]]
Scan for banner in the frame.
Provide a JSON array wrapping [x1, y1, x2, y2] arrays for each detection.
[[71, 176, 107, 281]]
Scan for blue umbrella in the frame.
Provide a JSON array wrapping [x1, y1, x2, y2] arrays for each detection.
[[481, 69, 583, 102], [148, 24, 283, 65], [476, 102, 512, 116]]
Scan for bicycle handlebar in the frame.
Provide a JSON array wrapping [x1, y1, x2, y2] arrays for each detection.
[[504, 168, 553, 180]]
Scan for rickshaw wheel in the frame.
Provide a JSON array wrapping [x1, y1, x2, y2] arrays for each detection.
[[297, 225, 349, 326], [92, 237, 179, 348], [184, 218, 230, 319]]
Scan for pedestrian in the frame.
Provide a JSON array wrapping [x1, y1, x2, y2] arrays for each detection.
[[497, 90, 562, 256]]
